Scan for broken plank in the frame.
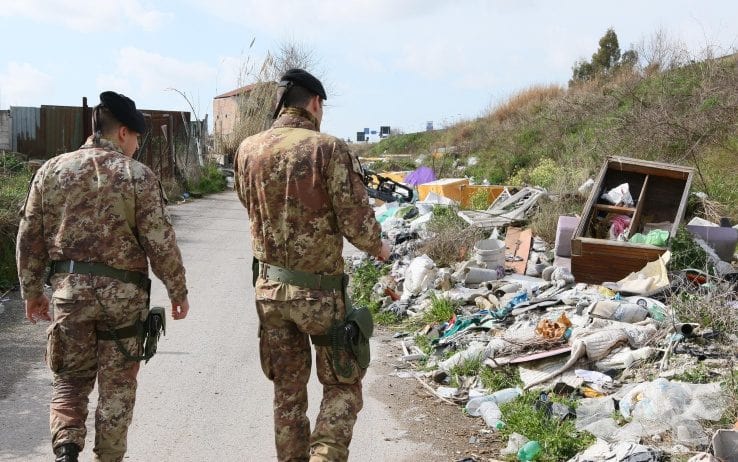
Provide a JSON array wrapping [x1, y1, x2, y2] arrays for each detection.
[[504, 227, 532, 274]]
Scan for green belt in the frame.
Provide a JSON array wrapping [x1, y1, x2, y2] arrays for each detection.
[[255, 259, 349, 347], [97, 322, 142, 340], [261, 262, 344, 291], [50, 260, 149, 290]]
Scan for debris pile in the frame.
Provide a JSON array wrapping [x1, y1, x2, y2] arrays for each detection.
[[354, 157, 738, 461]]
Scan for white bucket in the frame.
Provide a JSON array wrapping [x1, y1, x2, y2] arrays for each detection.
[[474, 239, 505, 268]]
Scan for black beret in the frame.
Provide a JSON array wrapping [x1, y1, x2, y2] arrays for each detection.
[[99, 91, 146, 133], [279, 69, 327, 100]]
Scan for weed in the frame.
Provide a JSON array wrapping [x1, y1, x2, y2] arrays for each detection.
[[423, 294, 457, 324], [671, 362, 717, 383], [374, 310, 400, 325], [450, 357, 482, 377], [718, 367, 738, 427], [480, 366, 523, 391], [668, 286, 737, 339], [413, 334, 433, 355], [499, 391, 596, 461], [668, 226, 712, 273], [350, 259, 384, 309]]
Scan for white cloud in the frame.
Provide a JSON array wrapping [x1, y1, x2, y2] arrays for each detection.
[[96, 48, 217, 108], [395, 39, 468, 80], [1, 0, 170, 31], [0, 62, 54, 107], [197, 0, 445, 33]]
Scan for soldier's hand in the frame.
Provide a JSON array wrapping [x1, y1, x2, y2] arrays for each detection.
[[377, 240, 391, 261], [25, 295, 51, 324], [171, 298, 189, 320]]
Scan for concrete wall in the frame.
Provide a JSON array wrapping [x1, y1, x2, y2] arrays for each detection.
[[213, 96, 239, 139]]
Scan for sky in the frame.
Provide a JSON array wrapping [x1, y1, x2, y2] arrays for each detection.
[[1, 0, 737, 143]]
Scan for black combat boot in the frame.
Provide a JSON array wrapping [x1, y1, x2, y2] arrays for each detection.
[[54, 443, 80, 462]]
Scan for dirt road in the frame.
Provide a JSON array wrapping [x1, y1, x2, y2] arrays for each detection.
[[0, 191, 482, 462]]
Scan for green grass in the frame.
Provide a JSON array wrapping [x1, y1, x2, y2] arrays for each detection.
[[499, 391, 596, 461], [350, 259, 384, 309], [423, 294, 457, 323], [671, 363, 718, 384], [413, 333, 433, 355], [367, 131, 442, 155], [480, 366, 523, 391], [449, 357, 482, 378], [349, 258, 394, 324]]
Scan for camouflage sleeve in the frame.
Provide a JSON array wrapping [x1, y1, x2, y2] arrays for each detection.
[[16, 167, 49, 299], [233, 145, 248, 209], [135, 171, 188, 301], [325, 142, 383, 257]]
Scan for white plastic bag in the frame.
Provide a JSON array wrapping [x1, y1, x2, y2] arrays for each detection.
[[402, 255, 437, 299], [601, 183, 634, 207]]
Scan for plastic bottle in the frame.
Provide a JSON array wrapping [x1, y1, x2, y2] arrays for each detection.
[[478, 401, 504, 430], [517, 440, 541, 461], [465, 387, 522, 416]]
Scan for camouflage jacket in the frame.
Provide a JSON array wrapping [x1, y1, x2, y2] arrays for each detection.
[[235, 107, 381, 298], [16, 137, 187, 301]]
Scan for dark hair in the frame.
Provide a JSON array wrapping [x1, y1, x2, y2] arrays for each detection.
[[282, 85, 318, 108], [92, 106, 122, 136]]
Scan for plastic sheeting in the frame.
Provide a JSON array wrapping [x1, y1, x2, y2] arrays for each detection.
[[403, 166, 436, 186]]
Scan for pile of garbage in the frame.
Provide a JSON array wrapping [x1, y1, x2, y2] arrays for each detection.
[[351, 163, 738, 462]]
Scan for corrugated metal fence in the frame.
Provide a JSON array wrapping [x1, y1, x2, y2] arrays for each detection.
[[7, 103, 192, 180]]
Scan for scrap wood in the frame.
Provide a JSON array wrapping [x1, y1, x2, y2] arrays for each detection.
[[414, 376, 458, 405], [400, 339, 426, 362], [504, 227, 532, 274]]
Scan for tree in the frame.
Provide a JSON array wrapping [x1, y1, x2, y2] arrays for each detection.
[[591, 28, 621, 72], [570, 28, 638, 85]]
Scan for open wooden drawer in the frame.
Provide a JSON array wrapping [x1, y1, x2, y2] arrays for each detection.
[[571, 156, 694, 284]]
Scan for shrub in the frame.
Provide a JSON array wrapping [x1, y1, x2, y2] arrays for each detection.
[[418, 206, 486, 267], [0, 152, 34, 289], [193, 162, 227, 194]]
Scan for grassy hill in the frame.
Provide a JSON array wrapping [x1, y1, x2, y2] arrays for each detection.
[[359, 53, 738, 241]]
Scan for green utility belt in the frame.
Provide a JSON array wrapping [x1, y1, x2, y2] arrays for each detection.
[[254, 259, 373, 374], [49, 260, 150, 290], [259, 261, 345, 291]]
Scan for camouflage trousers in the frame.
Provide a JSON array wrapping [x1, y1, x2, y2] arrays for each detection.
[[256, 293, 366, 462], [46, 293, 146, 462]]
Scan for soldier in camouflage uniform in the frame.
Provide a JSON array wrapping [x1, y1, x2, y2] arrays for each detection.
[[16, 91, 190, 462], [235, 69, 390, 462]]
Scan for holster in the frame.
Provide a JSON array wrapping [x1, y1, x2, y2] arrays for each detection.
[[312, 304, 374, 378], [97, 306, 166, 363]]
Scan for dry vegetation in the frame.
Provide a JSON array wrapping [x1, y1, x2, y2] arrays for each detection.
[[215, 42, 321, 159], [368, 37, 738, 242]]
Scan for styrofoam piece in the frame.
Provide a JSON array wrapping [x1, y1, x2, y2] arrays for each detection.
[[554, 216, 580, 258]]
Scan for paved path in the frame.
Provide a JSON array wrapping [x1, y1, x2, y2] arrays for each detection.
[[0, 190, 428, 461]]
